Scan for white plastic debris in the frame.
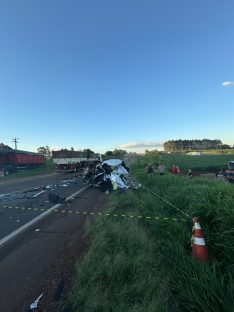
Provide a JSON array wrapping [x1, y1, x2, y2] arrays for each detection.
[[30, 293, 43, 309], [60, 184, 68, 187], [60, 179, 73, 183], [33, 190, 46, 198], [35, 229, 40, 232]]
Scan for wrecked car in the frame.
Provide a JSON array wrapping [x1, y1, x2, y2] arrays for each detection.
[[82, 159, 141, 192]]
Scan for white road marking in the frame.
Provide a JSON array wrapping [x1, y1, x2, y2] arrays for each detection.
[[0, 185, 89, 247]]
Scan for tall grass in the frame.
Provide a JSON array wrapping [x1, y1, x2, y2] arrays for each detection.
[[62, 156, 234, 312]]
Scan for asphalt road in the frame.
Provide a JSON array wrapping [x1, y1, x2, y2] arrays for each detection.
[[0, 187, 107, 312], [0, 173, 86, 240], [0, 172, 78, 193]]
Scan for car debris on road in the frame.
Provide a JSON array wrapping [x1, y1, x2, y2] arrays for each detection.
[[30, 293, 43, 310]]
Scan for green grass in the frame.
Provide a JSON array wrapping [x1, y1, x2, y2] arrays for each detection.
[[140, 153, 234, 173], [61, 156, 234, 312], [201, 149, 234, 155], [0, 159, 55, 180]]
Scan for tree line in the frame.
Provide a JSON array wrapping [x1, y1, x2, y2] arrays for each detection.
[[0, 143, 13, 150], [163, 139, 233, 152]]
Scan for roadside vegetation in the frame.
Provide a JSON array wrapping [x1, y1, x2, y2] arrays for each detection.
[[201, 149, 234, 155], [145, 153, 234, 173], [0, 159, 55, 180], [61, 155, 234, 312]]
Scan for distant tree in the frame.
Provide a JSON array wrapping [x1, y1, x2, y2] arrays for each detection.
[[221, 144, 231, 149], [113, 149, 127, 156], [0, 143, 13, 150], [37, 146, 52, 159], [104, 149, 127, 158], [105, 151, 114, 156], [71, 147, 74, 151], [145, 149, 158, 156], [163, 139, 223, 152]]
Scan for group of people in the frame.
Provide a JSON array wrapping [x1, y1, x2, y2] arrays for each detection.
[[146, 163, 166, 179], [146, 163, 193, 179]]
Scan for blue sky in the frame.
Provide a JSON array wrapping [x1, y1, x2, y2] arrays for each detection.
[[0, 0, 234, 153]]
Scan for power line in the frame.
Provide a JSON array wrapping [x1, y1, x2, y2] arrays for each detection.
[[12, 138, 19, 150]]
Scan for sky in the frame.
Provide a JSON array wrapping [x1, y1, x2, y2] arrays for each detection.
[[0, 0, 234, 154]]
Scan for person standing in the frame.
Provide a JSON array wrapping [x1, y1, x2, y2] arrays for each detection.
[[158, 163, 166, 175], [187, 169, 193, 178], [172, 164, 177, 175], [172, 164, 180, 175], [176, 164, 181, 175], [147, 163, 154, 179]]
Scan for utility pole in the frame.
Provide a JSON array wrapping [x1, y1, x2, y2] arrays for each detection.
[[12, 138, 19, 150]]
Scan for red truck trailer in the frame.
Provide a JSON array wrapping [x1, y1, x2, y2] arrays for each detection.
[[0, 149, 45, 176]]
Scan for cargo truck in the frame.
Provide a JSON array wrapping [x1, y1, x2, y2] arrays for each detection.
[[52, 150, 102, 173], [0, 149, 45, 176]]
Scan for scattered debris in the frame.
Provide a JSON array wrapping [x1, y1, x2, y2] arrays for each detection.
[[35, 229, 40, 232], [33, 190, 46, 198], [48, 193, 66, 204], [30, 293, 43, 310], [0, 175, 83, 214], [45, 185, 53, 189]]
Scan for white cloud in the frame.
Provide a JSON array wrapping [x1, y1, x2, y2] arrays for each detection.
[[120, 141, 163, 149], [222, 81, 234, 87], [50, 146, 63, 151]]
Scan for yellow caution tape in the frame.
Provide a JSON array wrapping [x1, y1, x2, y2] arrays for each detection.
[[1, 205, 188, 222]]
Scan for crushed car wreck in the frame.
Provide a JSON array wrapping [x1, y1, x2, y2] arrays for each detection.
[[82, 159, 141, 193]]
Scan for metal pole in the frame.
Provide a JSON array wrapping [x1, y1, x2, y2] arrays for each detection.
[[12, 138, 19, 150]]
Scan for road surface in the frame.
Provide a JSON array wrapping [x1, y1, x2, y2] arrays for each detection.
[[0, 172, 85, 240], [0, 174, 107, 311]]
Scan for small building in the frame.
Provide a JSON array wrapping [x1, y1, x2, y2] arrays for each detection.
[[186, 151, 201, 156]]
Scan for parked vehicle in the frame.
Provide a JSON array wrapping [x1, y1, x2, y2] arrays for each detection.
[[52, 150, 102, 173], [0, 149, 45, 176]]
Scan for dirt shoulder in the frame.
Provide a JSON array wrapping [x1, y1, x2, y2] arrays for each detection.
[[0, 187, 108, 312]]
